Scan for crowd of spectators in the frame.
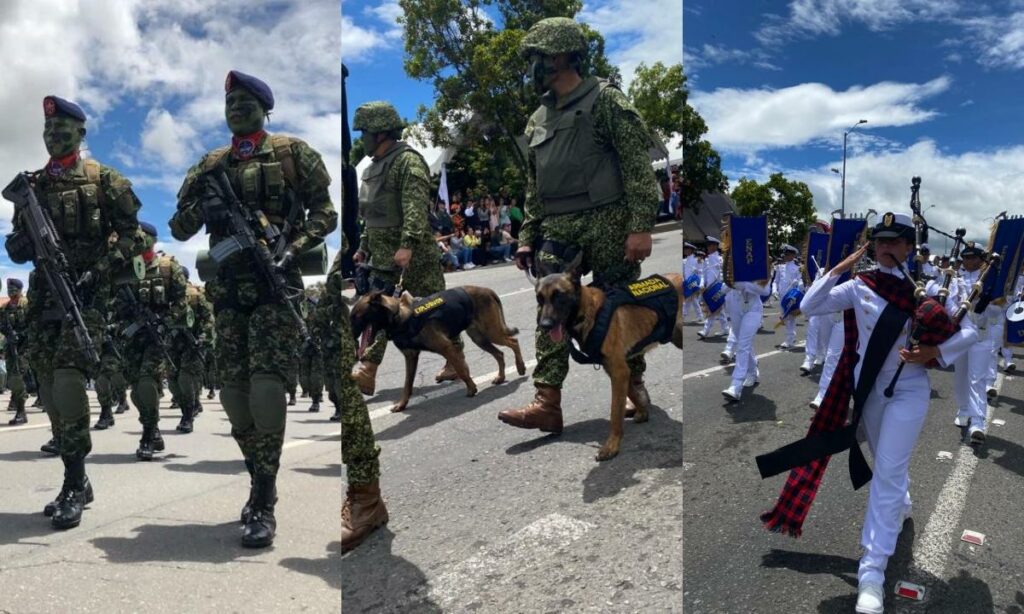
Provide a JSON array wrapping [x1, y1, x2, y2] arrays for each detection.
[[429, 192, 523, 271]]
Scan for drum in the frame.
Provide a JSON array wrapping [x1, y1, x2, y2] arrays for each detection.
[[780, 287, 805, 320], [683, 274, 701, 298], [1006, 300, 1024, 346], [702, 280, 728, 315]]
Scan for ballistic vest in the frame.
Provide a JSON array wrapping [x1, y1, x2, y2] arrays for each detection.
[[528, 77, 625, 215], [360, 142, 424, 229], [202, 134, 299, 226], [136, 255, 178, 309], [35, 159, 106, 245]]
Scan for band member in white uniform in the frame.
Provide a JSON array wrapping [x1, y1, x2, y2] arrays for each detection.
[[956, 246, 1005, 413], [774, 245, 803, 349], [721, 279, 770, 401], [800, 213, 976, 614], [699, 236, 730, 339], [1002, 272, 1024, 373], [919, 244, 938, 280], [802, 264, 832, 375], [683, 242, 705, 324]]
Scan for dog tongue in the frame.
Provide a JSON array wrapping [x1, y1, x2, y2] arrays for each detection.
[[357, 328, 374, 358], [548, 324, 564, 343]]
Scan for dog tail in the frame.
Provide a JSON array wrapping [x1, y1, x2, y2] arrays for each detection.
[[487, 288, 519, 338]]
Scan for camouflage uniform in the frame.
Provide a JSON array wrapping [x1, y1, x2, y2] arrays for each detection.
[[353, 102, 448, 366], [166, 283, 214, 426], [171, 132, 337, 478], [94, 311, 127, 426], [298, 297, 324, 405], [333, 244, 380, 485], [518, 19, 659, 389], [0, 294, 30, 420]]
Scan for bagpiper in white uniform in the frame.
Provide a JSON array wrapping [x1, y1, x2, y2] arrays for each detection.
[[919, 243, 938, 281], [799, 213, 977, 614], [802, 262, 833, 375], [683, 242, 705, 324], [999, 272, 1024, 373], [698, 236, 730, 339], [774, 245, 803, 349], [721, 280, 771, 401]]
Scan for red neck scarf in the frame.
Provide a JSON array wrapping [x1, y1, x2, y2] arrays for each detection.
[[46, 151, 79, 177], [231, 130, 267, 160], [142, 248, 156, 264]]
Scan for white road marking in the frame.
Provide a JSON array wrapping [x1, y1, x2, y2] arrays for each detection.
[[498, 287, 534, 299], [911, 371, 1004, 578], [683, 350, 784, 380], [367, 360, 539, 421]]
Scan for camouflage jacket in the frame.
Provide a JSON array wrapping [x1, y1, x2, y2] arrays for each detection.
[[357, 142, 434, 253]]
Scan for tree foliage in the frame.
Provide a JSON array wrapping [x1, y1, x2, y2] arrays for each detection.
[[627, 62, 684, 144], [680, 72, 728, 212], [730, 173, 817, 250]]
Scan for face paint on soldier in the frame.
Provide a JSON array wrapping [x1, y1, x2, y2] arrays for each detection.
[[225, 88, 266, 136], [43, 117, 85, 157], [360, 131, 383, 158], [527, 53, 560, 95]]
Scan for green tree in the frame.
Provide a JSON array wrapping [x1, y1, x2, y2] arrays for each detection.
[[398, 0, 620, 179], [681, 72, 728, 212], [627, 62, 684, 143], [730, 173, 816, 249]]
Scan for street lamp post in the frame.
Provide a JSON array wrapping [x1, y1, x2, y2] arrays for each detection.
[[840, 119, 868, 218]]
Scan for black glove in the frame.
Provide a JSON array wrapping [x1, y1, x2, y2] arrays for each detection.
[[201, 179, 230, 226]]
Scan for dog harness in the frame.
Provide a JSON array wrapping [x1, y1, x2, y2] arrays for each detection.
[[390, 288, 474, 351], [569, 275, 679, 365]]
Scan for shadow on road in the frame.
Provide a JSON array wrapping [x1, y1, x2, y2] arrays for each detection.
[[341, 527, 443, 613], [162, 459, 247, 475], [292, 463, 340, 478], [976, 434, 1024, 478], [723, 390, 778, 424], [0, 449, 54, 463], [0, 511, 69, 546], [279, 540, 340, 590], [90, 521, 266, 564]]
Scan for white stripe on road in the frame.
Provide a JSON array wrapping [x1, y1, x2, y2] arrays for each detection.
[[683, 350, 785, 380], [367, 360, 539, 421], [498, 287, 533, 299], [911, 371, 1004, 578]]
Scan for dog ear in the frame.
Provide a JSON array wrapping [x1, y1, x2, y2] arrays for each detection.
[[399, 290, 414, 306], [368, 290, 384, 304], [564, 250, 585, 280]]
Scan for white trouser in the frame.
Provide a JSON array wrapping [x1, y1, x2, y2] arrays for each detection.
[[954, 337, 993, 427], [727, 304, 762, 385], [783, 315, 797, 345], [724, 322, 737, 355], [1002, 345, 1014, 365], [805, 315, 833, 360], [816, 319, 845, 400], [683, 296, 704, 321], [702, 309, 729, 336], [858, 372, 929, 587], [986, 321, 1003, 387]]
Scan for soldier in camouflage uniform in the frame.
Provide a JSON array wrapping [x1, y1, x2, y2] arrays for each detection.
[[167, 279, 214, 433], [336, 241, 389, 552], [2, 279, 30, 426], [299, 294, 324, 412], [170, 71, 337, 548], [5, 96, 147, 529], [93, 306, 127, 429], [111, 223, 189, 460], [349, 101, 459, 394], [498, 18, 659, 434]]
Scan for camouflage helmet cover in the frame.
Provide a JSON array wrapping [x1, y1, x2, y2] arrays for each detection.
[[519, 17, 588, 59], [353, 101, 405, 133]]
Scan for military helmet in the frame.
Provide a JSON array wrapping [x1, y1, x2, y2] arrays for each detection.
[[520, 17, 588, 59], [353, 101, 405, 134]]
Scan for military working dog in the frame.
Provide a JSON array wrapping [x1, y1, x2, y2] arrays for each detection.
[[527, 253, 683, 461], [350, 287, 526, 412]]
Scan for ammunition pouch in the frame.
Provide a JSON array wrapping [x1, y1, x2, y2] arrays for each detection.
[[5, 232, 34, 264], [196, 241, 328, 282]]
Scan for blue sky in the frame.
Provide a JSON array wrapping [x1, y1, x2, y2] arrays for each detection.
[[685, 0, 1024, 246], [343, 0, 684, 167], [0, 0, 341, 288]]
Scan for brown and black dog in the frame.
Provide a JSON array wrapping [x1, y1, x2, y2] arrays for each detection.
[[350, 286, 526, 412], [534, 253, 683, 461]]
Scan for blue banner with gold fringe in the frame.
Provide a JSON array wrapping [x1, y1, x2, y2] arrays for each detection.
[[983, 216, 1024, 302], [828, 218, 868, 284], [729, 216, 770, 282], [804, 231, 830, 283]]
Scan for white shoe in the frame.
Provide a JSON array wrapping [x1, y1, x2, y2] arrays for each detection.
[[814, 356, 825, 367], [953, 413, 969, 427], [809, 394, 823, 410], [1006, 363, 1017, 374], [722, 384, 742, 402], [778, 342, 792, 350], [720, 351, 734, 363], [464, 262, 476, 269], [855, 582, 884, 614], [743, 374, 759, 387], [799, 357, 814, 374], [899, 504, 913, 526], [697, 330, 707, 339], [986, 387, 997, 399], [969, 422, 986, 445]]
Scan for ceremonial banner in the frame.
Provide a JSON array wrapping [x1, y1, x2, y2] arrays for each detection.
[[729, 216, 770, 283], [803, 231, 830, 284], [827, 218, 868, 284], [982, 216, 1024, 302]]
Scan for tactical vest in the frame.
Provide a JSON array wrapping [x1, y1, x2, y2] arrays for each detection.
[[136, 256, 177, 308], [202, 134, 300, 226], [390, 288, 474, 351], [569, 275, 679, 365], [528, 77, 626, 216], [36, 159, 106, 241], [360, 142, 425, 229]]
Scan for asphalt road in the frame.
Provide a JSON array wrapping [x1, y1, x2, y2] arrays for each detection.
[[0, 390, 340, 613], [682, 308, 1024, 613], [341, 227, 684, 613]]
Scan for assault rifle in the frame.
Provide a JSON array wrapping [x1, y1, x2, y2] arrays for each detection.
[[117, 285, 177, 372], [0, 319, 23, 376], [2, 173, 100, 364], [170, 325, 207, 369], [201, 169, 311, 344]]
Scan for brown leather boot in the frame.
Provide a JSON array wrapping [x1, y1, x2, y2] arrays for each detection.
[[435, 363, 458, 383], [497, 385, 563, 433], [624, 375, 650, 418], [351, 361, 379, 396], [341, 481, 389, 553]]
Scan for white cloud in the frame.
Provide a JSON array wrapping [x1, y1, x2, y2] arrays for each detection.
[[691, 77, 950, 154], [342, 0, 403, 62], [755, 0, 959, 46], [141, 108, 199, 169], [962, 11, 1024, 70], [580, 0, 683, 86]]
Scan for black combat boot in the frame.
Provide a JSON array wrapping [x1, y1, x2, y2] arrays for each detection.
[[287, 392, 297, 406], [193, 399, 203, 416], [6, 398, 14, 412], [115, 399, 130, 414], [136, 428, 154, 461], [9, 408, 27, 425], [308, 395, 321, 413], [329, 402, 341, 422], [301, 390, 308, 399], [151, 427, 165, 452], [240, 459, 256, 523], [40, 433, 62, 456], [50, 459, 93, 529], [32, 396, 43, 408], [241, 473, 277, 548], [176, 403, 194, 433], [93, 405, 114, 430], [169, 398, 179, 409], [45, 472, 93, 517], [206, 388, 215, 400]]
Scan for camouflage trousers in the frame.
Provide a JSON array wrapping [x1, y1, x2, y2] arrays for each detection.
[[361, 233, 449, 365], [341, 300, 380, 485], [168, 341, 205, 412], [96, 341, 127, 409], [300, 350, 324, 399], [215, 302, 299, 476], [204, 351, 219, 391], [533, 205, 646, 388], [5, 354, 28, 412], [123, 335, 168, 429]]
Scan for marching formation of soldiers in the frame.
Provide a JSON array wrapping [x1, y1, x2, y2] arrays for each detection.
[[3, 70, 342, 548]]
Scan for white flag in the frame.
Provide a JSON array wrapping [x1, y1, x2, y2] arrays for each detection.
[[438, 164, 450, 207]]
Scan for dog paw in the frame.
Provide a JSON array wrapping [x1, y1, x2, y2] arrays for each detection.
[[390, 403, 407, 413], [595, 443, 620, 461], [466, 385, 478, 397], [516, 364, 527, 376], [491, 376, 506, 385], [633, 410, 649, 423]]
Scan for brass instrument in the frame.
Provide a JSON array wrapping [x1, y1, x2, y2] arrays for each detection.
[[720, 217, 734, 288]]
